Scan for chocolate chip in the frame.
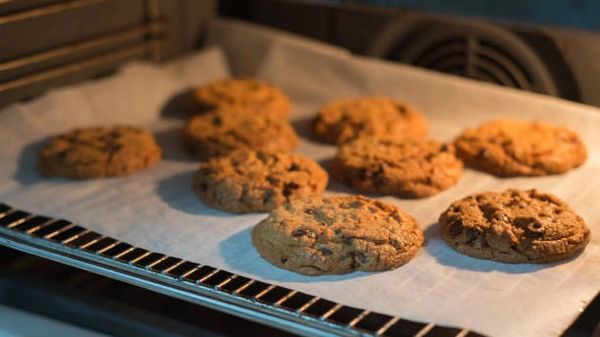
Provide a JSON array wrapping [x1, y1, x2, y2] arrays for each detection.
[[262, 190, 276, 205], [225, 130, 246, 143], [283, 182, 300, 197], [212, 116, 223, 126], [450, 205, 461, 213], [465, 228, 480, 245], [314, 209, 334, 225], [105, 142, 124, 153], [525, 222, 545, 238], [355, 253, 367, 264], [372, 164, 387, 186], [288, 163, 300, 171], [478, 203, 499, 221], [513, 217, 530, 227], [349, 252, 366, 267], [357, 168, 369, 180], [256, 151, 270, 164], [291, 227, 315, 238], [506, 198, 520, 207], [514, 217, 545, 238], [391, 213, 403, 222], [447, 219, 463, 236], [292, 228, 307, 237], [304, 207, 315, 214], [344, 200, 363, 209], [319, 247, 333, 256]]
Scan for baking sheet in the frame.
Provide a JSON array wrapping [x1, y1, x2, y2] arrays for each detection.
[[1, 18, 600, 337]]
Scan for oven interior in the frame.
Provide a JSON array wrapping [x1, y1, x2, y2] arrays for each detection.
[[1, 1, 599, 336]]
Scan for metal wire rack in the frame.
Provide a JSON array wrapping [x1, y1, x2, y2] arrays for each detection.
[[0, 203, 486, 337]]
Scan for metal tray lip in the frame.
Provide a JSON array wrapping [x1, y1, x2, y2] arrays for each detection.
[[0, 203, 482, 337]]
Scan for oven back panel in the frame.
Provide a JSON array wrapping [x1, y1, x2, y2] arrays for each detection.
[[222, 0, 600, 107]]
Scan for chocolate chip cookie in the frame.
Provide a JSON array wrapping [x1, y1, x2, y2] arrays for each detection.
[[37, 126, 161, 179], [194, 78, 291, 118], [312, 97, 428, 144], [454, 119, 587, 176], [193, 150, 328, 213], [182, 108, 298, 160], [252, 195, 424, 275], [439, 189, 590, 263], [332, 136, 463, 198]]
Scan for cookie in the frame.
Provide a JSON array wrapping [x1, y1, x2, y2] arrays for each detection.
[[193, 150, 328, 213], [312, 97, 428, 144], [439, 189, 590, 263], [332, 136, 463, 198], [194, 78, 291, 118], [454, 119, 587, 176], [252, 195, 424, 275], [37, 126, 161, 179], [183, 108, 298, 160]]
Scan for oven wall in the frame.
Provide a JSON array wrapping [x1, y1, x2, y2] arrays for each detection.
[[0, 0, 217, 108]]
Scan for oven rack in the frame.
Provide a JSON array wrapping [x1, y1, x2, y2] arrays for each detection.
[[0, 203, 484, 337]]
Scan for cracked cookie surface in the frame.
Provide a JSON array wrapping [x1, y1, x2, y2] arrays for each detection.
[[332, 136, 463, 198], [183, 108, 298, 160], [252, 195, 424, 275], [194, 78, 291, 118], [439, 189, 590, 263], [193, 150, 328, 213], [312, 97, 428, 144], [37, 126, 161, 179], [454, 119, 587, 176]]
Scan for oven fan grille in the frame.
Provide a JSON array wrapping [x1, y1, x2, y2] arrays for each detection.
[[411, 37, 534, 90], [392, 23, 558, 96]]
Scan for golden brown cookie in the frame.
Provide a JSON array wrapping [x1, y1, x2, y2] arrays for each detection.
[[252, 195, 424, 275], [312, 97, 428, 144], [37, 126, 161, 179], [454, 119, 587, 176], [194, 78, 291, 118], [183, 108, 299, 160], [332, 136, 463, 198], [193, 150, 328, 213], [439, 189, 590, 263]]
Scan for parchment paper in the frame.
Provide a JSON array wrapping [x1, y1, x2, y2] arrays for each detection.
[[1, 18, 599, 337]]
